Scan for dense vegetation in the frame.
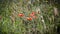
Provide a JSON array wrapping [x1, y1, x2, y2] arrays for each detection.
[[0, 0, 60, 34]]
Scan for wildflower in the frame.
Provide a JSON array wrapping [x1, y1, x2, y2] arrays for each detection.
[[27, 17, 32, 21], [31, 12, 36, 15], [30, 12, 36, 17], [30, 14, 34, 17], [18, 13, 24, 17]]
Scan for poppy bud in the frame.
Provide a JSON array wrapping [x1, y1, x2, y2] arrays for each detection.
[[18, 13, 24, 17], [27, 17, 32, 21]]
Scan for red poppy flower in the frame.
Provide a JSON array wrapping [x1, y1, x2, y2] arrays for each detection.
[[31, 12, 36, 15], [18, 13, 24, 17], [27, 17, 32, 21], [30, 14, 34, 17], [30, 12, 36, 17]]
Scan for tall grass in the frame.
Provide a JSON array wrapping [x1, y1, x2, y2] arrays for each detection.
[[0, 0, 56, 34]]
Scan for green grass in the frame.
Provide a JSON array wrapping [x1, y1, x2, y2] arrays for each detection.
[[0, 0, 59, 34]]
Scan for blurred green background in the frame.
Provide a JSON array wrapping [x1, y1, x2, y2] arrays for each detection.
[[0, 0, 60, 34]]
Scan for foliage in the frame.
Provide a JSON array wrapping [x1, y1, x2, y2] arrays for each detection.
[[0, 0, 59, 34]]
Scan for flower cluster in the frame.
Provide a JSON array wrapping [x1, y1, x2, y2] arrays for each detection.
[[18, 11, 40, 21]]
